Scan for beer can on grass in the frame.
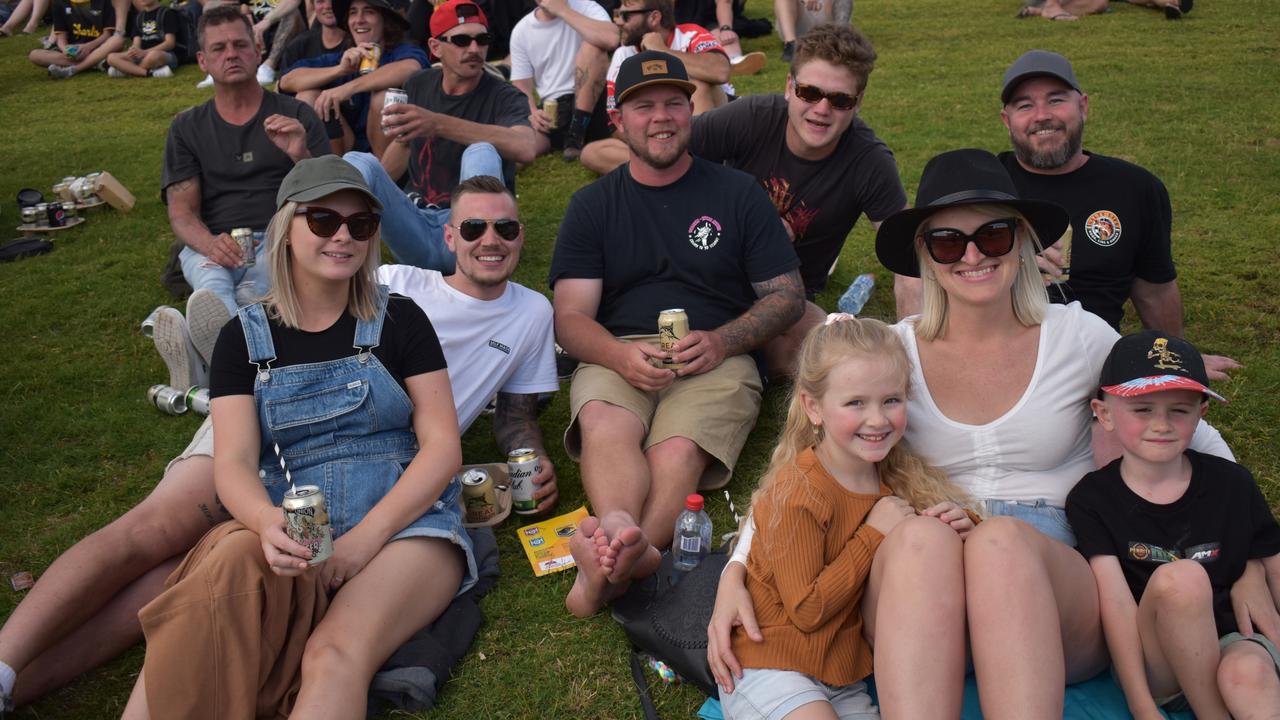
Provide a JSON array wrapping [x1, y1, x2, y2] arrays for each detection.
[[359, 43, 382, 75], [508, 449, 541, 514], [32, 203, 49, 227], [231, 227, 255, 267], [461, 468, 497, 524], [147, 384, 188, 415], [20, 205, 38, 226], [658, 308, 689, 370], [185, 386, 211, 416], [283, 485, 335, 565], [543, 97, 560, 129]]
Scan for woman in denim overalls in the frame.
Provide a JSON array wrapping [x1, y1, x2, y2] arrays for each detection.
[[125, 156, 475, 719]]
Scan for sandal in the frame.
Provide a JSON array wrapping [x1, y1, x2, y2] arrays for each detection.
[[1015, 5, 1041, 17]]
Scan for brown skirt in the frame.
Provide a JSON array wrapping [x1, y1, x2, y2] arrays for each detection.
[[138, 521, 330, 720]]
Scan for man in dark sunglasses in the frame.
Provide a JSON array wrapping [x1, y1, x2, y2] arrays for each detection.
[[688, 24, 908, 377], [341, 0, 535, 274], [549, 51, 804, 618], [994, 50, 1239, 378]]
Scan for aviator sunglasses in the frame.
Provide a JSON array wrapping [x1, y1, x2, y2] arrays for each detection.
[[790, 77, 859, 111], [612, 6, 653, 20], [440, 31, 492, 47], [295, 207, 381, 241], [452, 218, 522, 242], [919, 218, 1019, 264]]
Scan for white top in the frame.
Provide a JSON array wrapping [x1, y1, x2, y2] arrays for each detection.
[[509, 0, 610, 101], [606, 24, 733, 111], [730, 302, 1233, 566], [377, 265, 559, 433]]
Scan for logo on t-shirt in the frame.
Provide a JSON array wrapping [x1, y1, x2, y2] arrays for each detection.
[[687, 216, 722, 251], [488, 339, 511, 354], [1084, 210, 1122, 247], [236, 152, 254, 163], [1185, 543, 1221, 563], [1129, 541, 1179, 563]]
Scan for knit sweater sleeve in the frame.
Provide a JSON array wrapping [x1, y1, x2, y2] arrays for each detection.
[[764, 490, 884, 633]]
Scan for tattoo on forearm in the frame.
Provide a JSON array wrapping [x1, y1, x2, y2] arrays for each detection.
[[716, 270, 805, 357], [494, 392, 545, 455], [574, 66, 587, 94], [166, 178, 196, 199]]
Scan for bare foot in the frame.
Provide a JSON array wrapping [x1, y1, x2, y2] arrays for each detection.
[[1040, 0, 1078, 19], [600, 511, 661, 585], [566, 516, 612, 618]]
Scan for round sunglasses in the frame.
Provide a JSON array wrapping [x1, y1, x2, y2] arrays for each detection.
[[294, 207, 381, 242], [919, 218, 1018, 264], [451, 218, 522, 242]]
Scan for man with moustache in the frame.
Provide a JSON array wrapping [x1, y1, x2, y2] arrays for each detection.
[[689, 24, 907, 377], [343, 0, 535, 272], [550, 51, 803, 618], [163, 4, 331, 315]]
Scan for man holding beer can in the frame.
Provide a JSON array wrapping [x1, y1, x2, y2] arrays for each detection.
[[550, 51, 803, 618]]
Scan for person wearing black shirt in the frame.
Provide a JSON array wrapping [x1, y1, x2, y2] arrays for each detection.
[[550, 51, 802, 619], [28, 0, 125, 78], [277, 0, 351, 75], [106, 0, 180, 78]]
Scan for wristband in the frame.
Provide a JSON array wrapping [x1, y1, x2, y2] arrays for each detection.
[[719, 24, 733, 31]]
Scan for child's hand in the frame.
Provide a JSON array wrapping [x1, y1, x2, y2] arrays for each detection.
[[866, 495, 914, 536], [923, 501, 976, 538]]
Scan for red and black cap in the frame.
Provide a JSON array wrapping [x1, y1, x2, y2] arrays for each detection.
[[1098, 330, 1224, 402]]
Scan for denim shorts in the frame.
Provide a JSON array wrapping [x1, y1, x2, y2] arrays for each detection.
[[720, 670, 879, 720], [981, 498, 1076, 546]]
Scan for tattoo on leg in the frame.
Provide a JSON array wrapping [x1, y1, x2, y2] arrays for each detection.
[[574, 66, 587, 94], [198, 503, 216, 527]]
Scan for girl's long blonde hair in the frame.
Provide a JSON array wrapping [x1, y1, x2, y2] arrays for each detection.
[[259, 197, 382, 329], [748, 316, 971, 538]]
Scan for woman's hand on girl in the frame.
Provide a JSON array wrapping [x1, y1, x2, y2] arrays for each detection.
[[320, 525, 383, 591], [923, 501, 977, 538], [707, 562, 761, 694], [866, 496, 915, 536]]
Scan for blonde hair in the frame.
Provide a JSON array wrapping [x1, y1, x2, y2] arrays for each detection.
[[260, 197, 382, 329], [914, 203, 1049, 341], [747, 317, 971, 541]]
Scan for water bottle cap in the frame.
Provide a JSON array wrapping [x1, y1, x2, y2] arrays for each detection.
[[685, 493, 704, 511]]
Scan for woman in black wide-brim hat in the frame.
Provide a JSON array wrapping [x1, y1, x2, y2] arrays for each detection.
[[708, 149, 1237, 716]]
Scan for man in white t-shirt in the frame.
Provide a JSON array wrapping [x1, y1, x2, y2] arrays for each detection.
[[509, 0, 619, 162], [0, 176, 559, 711], [579, 0, 731, 175]]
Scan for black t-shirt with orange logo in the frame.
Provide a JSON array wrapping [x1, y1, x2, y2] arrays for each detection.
[[53, 0, 116, 43], [1001, 151, 1177, 330]]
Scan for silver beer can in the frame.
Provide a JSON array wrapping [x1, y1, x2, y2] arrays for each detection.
[[283, 485, 335, 564], [147, 384, 189, 415], [231, 227, 255, 267]]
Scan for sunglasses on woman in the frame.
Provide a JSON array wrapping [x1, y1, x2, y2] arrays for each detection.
[[440, 31, 492, 47], [452, 218, 522, 242], [295, 207, 381, 242], [919, 218, 1019, 264], [790, 78, 859, 111]]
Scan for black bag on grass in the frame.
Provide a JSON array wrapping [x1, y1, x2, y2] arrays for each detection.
[[611, 546, 729, 716]]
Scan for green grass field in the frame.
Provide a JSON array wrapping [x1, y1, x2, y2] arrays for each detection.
[[1, 0, 1278, 717]]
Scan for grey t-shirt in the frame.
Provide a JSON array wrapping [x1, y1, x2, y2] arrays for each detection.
[[161, 92, 330, 234]]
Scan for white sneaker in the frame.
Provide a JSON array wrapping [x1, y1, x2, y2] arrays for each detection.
[[151, 65, 174, 78], [152, 307, 208, 389], [256, 63, 275, 85], [186, 288, 232, 367], [107, 66, 125, 78], [195, 73, 214, 89]]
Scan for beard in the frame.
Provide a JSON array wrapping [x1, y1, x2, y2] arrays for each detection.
[[1011, 118, 1085, 170], [621, 126, 687, 170], [620, 24, 645, 47]]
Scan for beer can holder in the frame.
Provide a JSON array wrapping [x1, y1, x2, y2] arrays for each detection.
[[460, 462, 513, 529]]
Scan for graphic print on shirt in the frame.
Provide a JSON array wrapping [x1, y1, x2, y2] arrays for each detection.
[[763, 177, 818, 241], [1128, 540, 1221, 564], [687, 216, 722, 250], [1085, 210, 1122, 247]]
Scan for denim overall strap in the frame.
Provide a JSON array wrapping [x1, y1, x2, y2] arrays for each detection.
[[353, 285, 391, 359], [239, 302, 278, 382]]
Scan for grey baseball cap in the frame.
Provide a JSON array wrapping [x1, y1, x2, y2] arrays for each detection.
[[276, 156, 382, 211], [1001, 50, 1081, 105]]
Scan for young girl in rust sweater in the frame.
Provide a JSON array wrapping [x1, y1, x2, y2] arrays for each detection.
[[722, 315, 976, 720]]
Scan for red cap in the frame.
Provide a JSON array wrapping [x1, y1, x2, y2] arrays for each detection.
[[429, 0, 488, 38], [685, 494, 704, 512]]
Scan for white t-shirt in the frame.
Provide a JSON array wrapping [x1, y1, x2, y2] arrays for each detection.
[[377, 265, 559, 433], [509, 0, 610, 101], [730, 302, 1233, 565]]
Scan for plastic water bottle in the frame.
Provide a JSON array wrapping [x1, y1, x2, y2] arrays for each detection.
[[672, 494, 713, 574], [836, 273, 876, 315]]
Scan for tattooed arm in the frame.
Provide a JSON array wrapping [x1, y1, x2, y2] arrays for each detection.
[[167, 177, 244, 268], [670, 269, 805, 377], [494, 392, 558, 513]]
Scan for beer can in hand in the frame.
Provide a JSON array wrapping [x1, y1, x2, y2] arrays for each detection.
[[543, 97, 560, 129], [359, 43, 382, 75], [658, 308, 689, 370], [508, 449, 541, 514], [231, 227, 255, 267], [283, 485, 335, 565]]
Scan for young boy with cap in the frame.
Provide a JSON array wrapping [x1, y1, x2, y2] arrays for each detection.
[[1067, 330, 1280, 719]]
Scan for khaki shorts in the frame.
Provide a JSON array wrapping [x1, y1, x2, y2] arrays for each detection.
[[165, 416, 215, 474], [564, 336, 763, 490]]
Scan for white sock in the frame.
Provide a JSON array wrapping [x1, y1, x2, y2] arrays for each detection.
[[0, 659, 16, 697]]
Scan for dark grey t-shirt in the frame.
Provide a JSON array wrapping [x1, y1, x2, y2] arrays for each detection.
[[161, 92, 330, 234], [404, 68, 530, 207]]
